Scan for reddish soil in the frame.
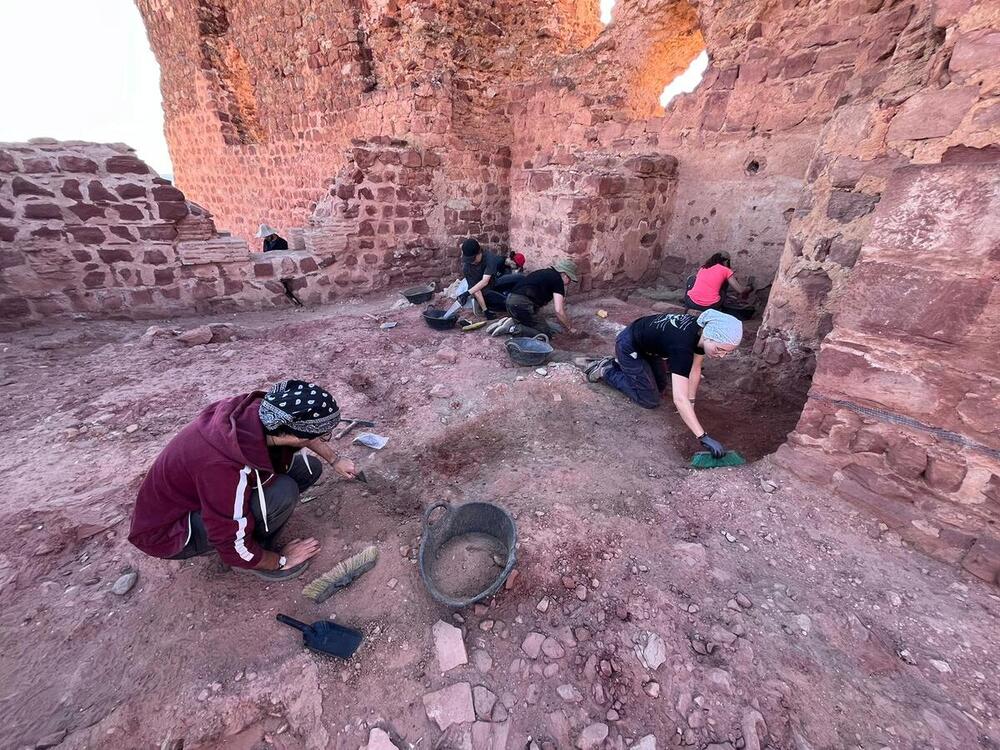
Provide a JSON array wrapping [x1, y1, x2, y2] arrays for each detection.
[[1, 291, 998, 750]]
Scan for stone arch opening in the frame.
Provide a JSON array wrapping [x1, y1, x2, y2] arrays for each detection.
[[659, 48, 708, 108]]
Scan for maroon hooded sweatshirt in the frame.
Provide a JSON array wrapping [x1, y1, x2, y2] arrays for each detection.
[[129, 392, 297, 568]]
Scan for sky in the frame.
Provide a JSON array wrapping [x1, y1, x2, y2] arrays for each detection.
[[0, 0, 172, 175]]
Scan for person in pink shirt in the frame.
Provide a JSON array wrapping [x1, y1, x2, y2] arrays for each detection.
[[683, 252, 749, 312]]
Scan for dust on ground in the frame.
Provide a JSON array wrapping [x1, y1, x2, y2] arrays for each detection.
[[0, 291, 998, 750]]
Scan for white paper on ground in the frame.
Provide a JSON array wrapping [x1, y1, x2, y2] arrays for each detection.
[[353, 432, 389, 449]]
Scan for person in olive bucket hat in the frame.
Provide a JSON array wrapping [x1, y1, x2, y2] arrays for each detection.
[[490, 257, 579, 337], [129, 380, 357, 581]]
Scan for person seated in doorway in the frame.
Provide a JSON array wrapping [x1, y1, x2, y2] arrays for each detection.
[[582, 310, 743, 458], [458, 238, 510, 318], [256, 223, 289, 253], [496, 257, 578, 337], [683, 252, 749, 313], [128, 380, 357, 582]]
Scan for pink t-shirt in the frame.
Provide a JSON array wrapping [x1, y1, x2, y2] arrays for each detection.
[[688, 264, 733, 306]]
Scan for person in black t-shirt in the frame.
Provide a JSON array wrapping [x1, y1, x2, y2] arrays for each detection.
[[583, 310, 743, 457], [255, 223, 289, 253], [500, 258, 578, 337], [458, 238, 508, 316]]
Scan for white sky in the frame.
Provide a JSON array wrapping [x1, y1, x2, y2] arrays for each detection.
[[0, 0, 172, 175]]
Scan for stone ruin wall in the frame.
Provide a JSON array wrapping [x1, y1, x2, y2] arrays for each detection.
[[1, 0, 998, 581], [777, 159, 1000, 582], [0, 140, 291, 321], [134, 0, 603, 243]]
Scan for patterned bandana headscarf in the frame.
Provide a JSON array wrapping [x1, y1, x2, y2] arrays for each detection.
[[258, 380, 341, 437], [696, 309, 743, 346]]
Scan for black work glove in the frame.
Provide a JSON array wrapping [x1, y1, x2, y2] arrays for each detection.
[[458, 292, 470, 305], [484, 309, 498, 320], [699, 433, 726, 458]]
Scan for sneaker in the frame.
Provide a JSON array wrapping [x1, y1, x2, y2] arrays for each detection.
[[241, 561, 310, 581], [585, 357, 614, 383]]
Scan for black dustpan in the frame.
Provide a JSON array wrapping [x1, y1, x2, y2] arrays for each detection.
[[276, 614, 363, 659]]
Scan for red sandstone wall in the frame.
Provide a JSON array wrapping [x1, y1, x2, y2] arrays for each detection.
[[135, 0, 601, 242], [757, 1, 1000, 365], [509, 153, 679, 291], [775, 160, 1000, 584], [0, 140, 294, 323]]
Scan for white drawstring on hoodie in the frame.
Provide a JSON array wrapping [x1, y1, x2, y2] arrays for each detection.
[[296, 451, 313, 475], [255, 452, 312, 534], [254, 469, 269, 533]]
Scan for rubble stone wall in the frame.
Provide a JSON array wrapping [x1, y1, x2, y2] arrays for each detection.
[[135, 0, 601, 242]]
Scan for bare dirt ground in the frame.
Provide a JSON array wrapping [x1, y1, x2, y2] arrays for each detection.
[[1, 291, 998, 750]]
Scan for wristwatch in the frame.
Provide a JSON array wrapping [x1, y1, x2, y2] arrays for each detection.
[[278, 555, 288, 570]]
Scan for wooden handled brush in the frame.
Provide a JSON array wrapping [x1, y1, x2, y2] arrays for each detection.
[[302, 545, 379, 603]]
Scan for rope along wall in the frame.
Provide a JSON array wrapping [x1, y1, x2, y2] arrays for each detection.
[[810, 393, 1000, 461]]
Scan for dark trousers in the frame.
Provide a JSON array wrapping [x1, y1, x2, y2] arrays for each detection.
[[506, 293, 560, 337], [483, 288, 509, 312], [171, 452, 322, 559], [603, 326, 670, 409]]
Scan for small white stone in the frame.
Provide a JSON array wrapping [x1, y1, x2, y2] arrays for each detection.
[[929, 659, 952, 674]]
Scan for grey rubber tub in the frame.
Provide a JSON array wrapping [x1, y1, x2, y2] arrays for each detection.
[[418, 500, 518, 608]]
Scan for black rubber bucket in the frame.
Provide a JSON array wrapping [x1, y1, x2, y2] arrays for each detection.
[[402, 281, 436, 304], [505, 334, 553, 367], [423, 307, 458, 331], [418, 501, 518, 608]]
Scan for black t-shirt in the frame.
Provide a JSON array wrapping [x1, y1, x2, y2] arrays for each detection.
[[463, 251, 505, 287], [512, 268, 565, 307], [629, 313, 705, 377], [264, 235, 289, 252]]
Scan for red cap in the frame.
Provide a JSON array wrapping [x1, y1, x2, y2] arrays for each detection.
[[513, 253, 526, 268]]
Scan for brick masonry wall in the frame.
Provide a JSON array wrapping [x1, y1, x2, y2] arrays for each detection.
[[509, 153, 678, 292], [0, 140, 291, 323]]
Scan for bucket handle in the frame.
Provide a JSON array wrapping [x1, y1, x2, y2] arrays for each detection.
[[423, 501, 451, 527], [532, 334, 550, 344]]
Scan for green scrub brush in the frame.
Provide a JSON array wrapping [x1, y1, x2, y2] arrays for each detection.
[[302, 545, 378, 603], [690, 451, 747, 469]]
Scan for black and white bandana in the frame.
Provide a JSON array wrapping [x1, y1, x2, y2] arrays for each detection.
[[258, 380, 341, 436]]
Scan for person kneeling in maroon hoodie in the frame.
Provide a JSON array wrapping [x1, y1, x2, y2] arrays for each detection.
[[129, 379, 357, 581]]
